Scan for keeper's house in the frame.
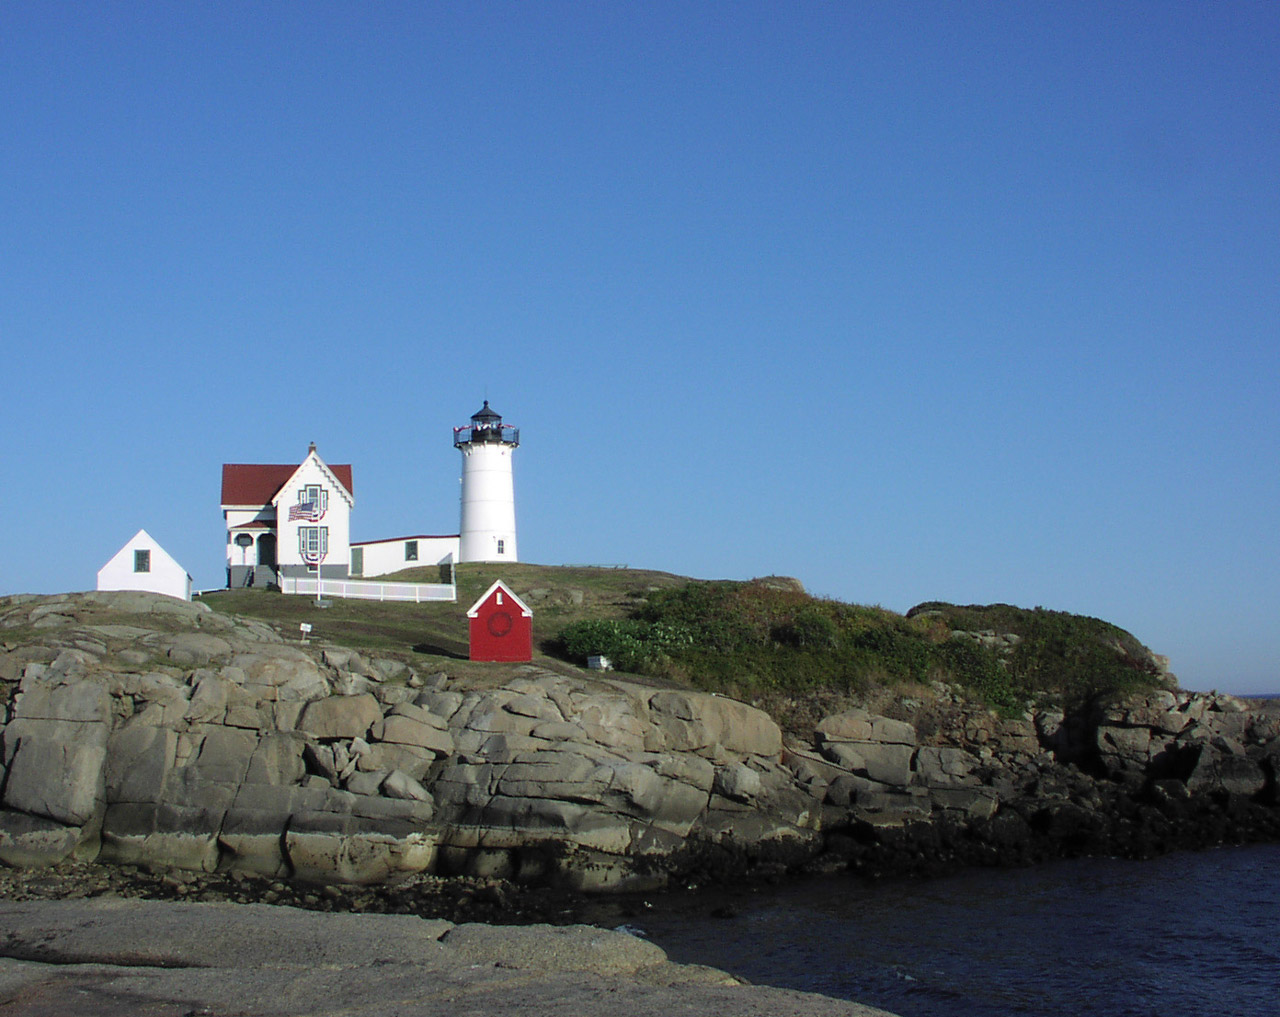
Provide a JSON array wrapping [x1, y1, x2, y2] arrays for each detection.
[[221, 443, 354, 588], [222, 444, 460, 588]]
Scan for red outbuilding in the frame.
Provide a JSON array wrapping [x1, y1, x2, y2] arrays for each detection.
[[466, 579, 533, 662]]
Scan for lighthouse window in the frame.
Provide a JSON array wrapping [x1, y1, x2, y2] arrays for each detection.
[[405, 541, 418, 562], [497, 540, 505, 555]]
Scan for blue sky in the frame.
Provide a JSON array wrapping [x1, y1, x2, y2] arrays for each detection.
[[2, 3, 1276, 693]]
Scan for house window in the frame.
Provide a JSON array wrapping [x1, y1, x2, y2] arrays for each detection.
[[298, 527, 329, 556], [292, 485, 327, 519], [497, 539, 505, 555], [350, 547, 363, 576], [134, 550, 151, 573], [405, 540, 418, 561]]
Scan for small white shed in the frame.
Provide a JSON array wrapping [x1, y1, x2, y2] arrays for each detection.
[[97, 529, 192, 601]]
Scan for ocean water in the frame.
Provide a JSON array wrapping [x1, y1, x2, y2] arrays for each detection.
[[614, 844, 1280, 1017]]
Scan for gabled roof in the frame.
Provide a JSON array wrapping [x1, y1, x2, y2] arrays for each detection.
[[271, 453, 355, 511], [221, 462, 354, 507], [101, 529, 191, 579], [466, 579, 533, 619]]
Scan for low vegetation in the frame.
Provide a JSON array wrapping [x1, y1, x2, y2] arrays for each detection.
[[555, 581, 1164, 711]]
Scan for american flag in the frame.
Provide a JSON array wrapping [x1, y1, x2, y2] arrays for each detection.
[[289, 502, 317, 521]]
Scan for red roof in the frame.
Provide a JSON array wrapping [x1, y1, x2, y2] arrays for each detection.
[[221, 463, 354, 506], [350, 534, 460, 546]]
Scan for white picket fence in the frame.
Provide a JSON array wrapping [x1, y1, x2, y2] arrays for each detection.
[[280, 576, 456, 603]]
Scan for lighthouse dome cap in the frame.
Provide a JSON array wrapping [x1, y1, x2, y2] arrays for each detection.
[[471, 400, 503, 422]]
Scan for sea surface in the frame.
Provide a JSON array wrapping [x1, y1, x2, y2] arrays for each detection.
[[601, 844, 1280, 1017]]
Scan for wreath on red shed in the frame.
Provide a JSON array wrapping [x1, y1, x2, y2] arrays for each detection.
[[487, 611, 514, 638]]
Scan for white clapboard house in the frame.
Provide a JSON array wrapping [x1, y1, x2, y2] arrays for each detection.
[[222, 443, 459, 588], [221, 443, 355, 588], [97, 529, 193, 601]]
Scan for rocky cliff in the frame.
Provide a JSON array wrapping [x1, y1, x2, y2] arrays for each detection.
[[3, 592, 1278, 891]]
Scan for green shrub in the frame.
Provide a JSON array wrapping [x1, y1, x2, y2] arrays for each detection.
[[557, 617, 693, 673], [554, 583, 1163, 711], [909, 601, 1161, 705]]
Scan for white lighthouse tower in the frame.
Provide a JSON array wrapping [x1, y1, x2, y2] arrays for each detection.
[[454, 400, 519, 563]]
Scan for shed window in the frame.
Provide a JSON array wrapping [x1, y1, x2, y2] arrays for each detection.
[[405, 541, 418, 561], [134, 550, 151, 573]]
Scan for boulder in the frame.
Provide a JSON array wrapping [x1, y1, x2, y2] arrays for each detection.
[[244, 732, 307, 786], [382, 769, 433, 806], [11, 675, 112, 723], [371, 714, 455, 756], [1097, 725, 1153, 772], [104, 721, 176, 803], [2, 717, 110, 826], [815, 709, 916, 747], [161, 633, 234, 667], [714, 762, 762, 802], [355, 742, 437, 781], [914, 746, 978, 787], [187, 727, 258, 786], [821, 741, 914, 787], [298, 694, 383, 740], [231, 650, 329, 702], [648, 691, 782, 757]]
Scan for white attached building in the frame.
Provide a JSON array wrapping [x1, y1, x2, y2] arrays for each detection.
[[97, 529, 192, 601], [222, 443, 355, 587], [350, 535, 458, 580]]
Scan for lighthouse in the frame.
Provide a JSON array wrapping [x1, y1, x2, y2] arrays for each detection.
[[454, 400, 519, 563]]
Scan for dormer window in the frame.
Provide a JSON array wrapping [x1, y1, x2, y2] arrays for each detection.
[[303, 485, 326, 513], [289, 485, 327, 522]]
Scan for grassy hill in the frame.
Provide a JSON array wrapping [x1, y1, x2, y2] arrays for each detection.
[[199, 563, 689, 680], [199, 564, 1166, 714]]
